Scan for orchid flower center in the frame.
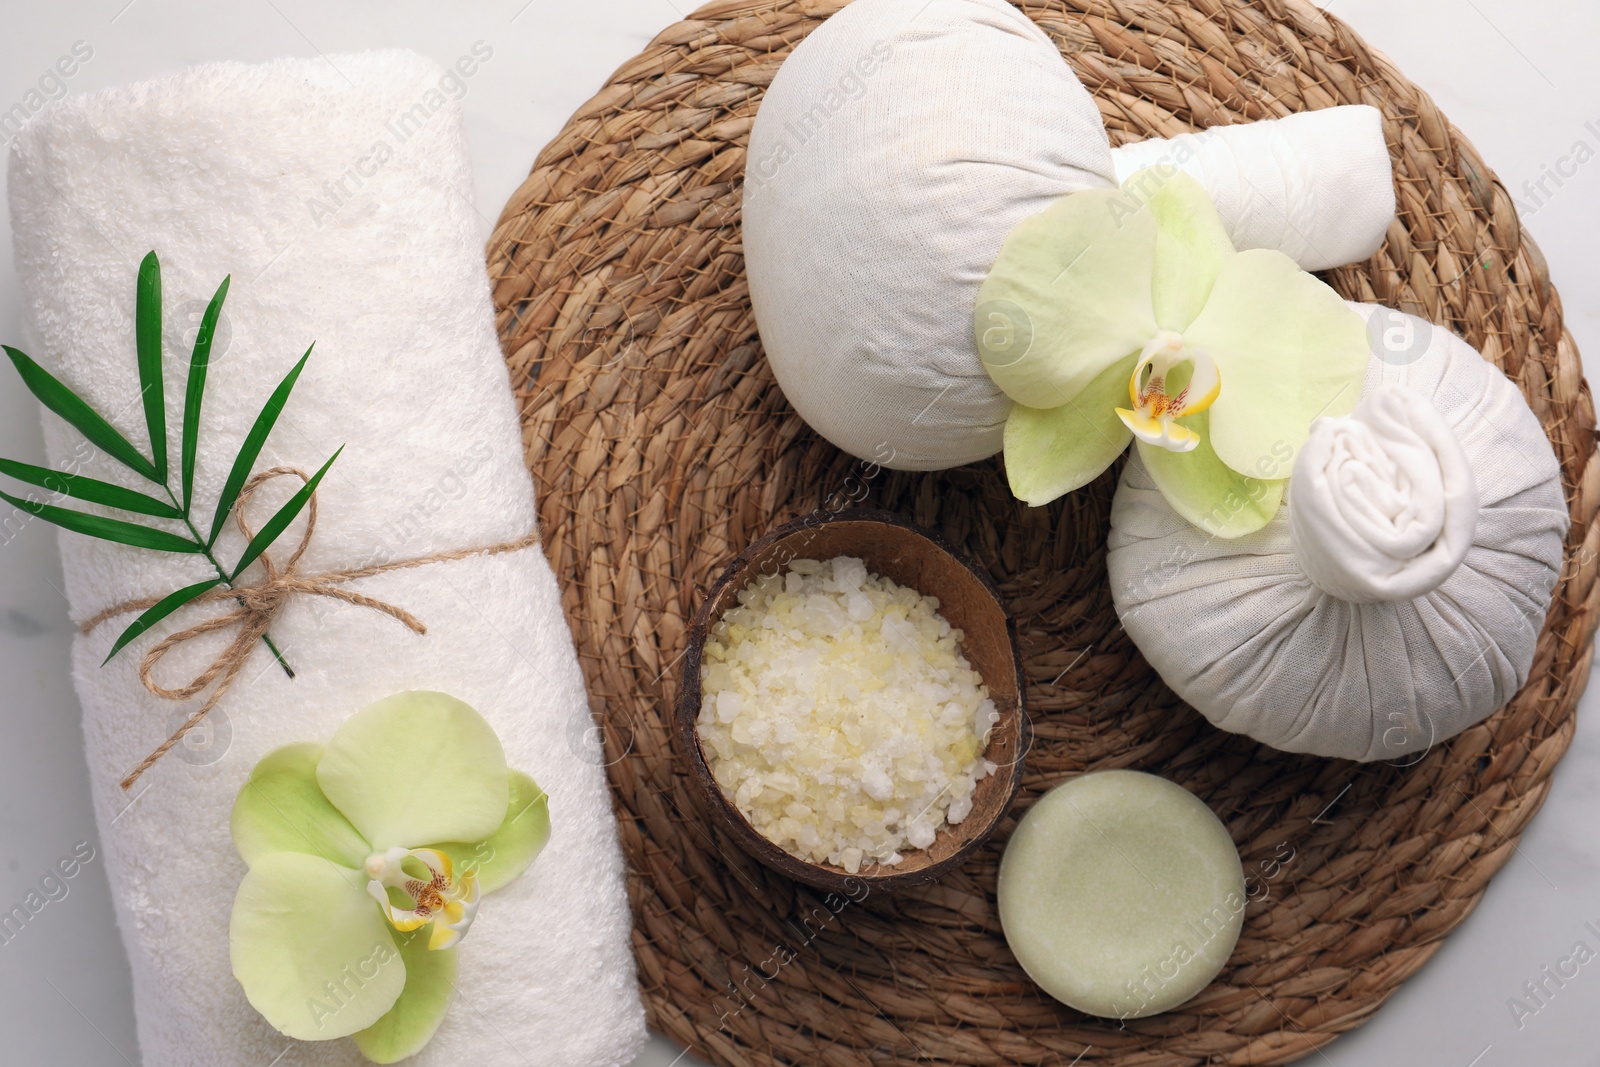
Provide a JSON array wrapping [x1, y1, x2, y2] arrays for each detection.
[[1114, 330, 1221, 453], [363, 847, 480, 951]]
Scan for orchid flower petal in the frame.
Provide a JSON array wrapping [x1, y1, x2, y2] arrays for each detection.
[[317, 691, 509, 850], [1133, 413, 1287, 538], [229, 852, 404, 1041], [976, 187, 1159, 410], [1183, 249, 1369, 477], [352, 931, 458, 1065], [230, 743, 370, 870], [1137, 168, 1235, 332], [1001, 353, 1137, 507], [433, 770, 552, 895]]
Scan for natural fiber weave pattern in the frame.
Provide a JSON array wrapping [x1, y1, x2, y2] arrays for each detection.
[[487, 1, 1598, 1063]]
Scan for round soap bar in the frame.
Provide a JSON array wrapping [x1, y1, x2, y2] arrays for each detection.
[[997, 770, 1245, 1019]]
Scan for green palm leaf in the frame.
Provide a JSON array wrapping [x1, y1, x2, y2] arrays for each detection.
[[136, 251, 168, 484], [231, 447, 341, 580], [183, 275, 230, 513], [3, 346, 158, 482], [0, 489, 200, 553], [209, 345, 313, 550], [102, 577, 223, 665], [0, 458, 180, 518]]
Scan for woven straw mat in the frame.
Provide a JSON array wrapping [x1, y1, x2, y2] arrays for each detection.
[[485, 1, 1598, 1064]]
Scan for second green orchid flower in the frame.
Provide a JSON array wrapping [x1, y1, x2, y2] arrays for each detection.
[[228, 691, 550, 1063], [975, 167, 1370, 537]]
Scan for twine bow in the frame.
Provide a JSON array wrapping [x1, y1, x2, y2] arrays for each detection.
[[80, 466, 540, 790]]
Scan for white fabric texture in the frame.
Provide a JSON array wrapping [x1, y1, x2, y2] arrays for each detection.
[[1290, 384, 1478, 603], [743, 0, 1396, 471], [1109, 106, 1395, 271], [7, 52, 645, 1066], [1107, 304, 1568, 762]]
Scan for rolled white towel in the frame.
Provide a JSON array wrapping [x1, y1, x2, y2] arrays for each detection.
[[1289, 385, 1477, 603], [744, 0, 1397, 471], [1110, 107, 1395, 270], [6, 51, 645, 1067]]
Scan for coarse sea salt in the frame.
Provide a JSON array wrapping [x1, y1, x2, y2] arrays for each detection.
[[697, 555, 999, 874]]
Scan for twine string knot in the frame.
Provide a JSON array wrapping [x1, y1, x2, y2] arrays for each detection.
[[79, 466, 538, 790]]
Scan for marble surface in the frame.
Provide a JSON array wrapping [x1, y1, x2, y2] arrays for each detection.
[[0, 2, 1595, 1065]]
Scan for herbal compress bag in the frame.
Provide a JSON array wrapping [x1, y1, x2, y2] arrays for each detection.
[[6, 51, 644, 1066], [743, 0, 1396, 470], [1107, 307, 1568, 761]]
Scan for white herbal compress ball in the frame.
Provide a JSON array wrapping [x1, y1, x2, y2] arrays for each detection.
[[1107, 305, 1569, 762], [743, 0, 1395, 470]]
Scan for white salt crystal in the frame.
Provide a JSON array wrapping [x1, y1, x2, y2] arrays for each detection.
[[862, 767, 895, 802], [846, 591, 875, 621], [832, 555, 868, 591], [907, 819, 937, 850]]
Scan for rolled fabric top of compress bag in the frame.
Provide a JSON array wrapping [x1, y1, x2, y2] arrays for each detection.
[[7, 50, 645, 1066], [743, 0, 1395, 470]]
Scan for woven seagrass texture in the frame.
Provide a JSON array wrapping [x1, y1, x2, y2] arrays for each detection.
[[486, 1, 1599, 1063]]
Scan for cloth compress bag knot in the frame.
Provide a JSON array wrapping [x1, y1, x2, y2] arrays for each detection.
[[1290, 384, 1478, 603], [1107, 305, 1568, 762]]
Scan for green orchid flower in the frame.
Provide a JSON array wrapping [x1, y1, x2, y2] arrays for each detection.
[[975, 167, 1370, 537], [228, 691, 550, 1063]]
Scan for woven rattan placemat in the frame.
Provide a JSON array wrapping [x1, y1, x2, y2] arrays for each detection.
[[487, 2, 1598, 1063]]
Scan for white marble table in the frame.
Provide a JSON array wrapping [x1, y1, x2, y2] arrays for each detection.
[[0, 2, 1594, 1065]]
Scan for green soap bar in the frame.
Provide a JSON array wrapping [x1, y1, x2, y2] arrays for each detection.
[[997, 770, 1244, 1019]]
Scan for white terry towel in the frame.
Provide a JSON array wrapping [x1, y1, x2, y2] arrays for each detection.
[[7, 51, 646, 1066], [743, 0, 1396, 471]]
